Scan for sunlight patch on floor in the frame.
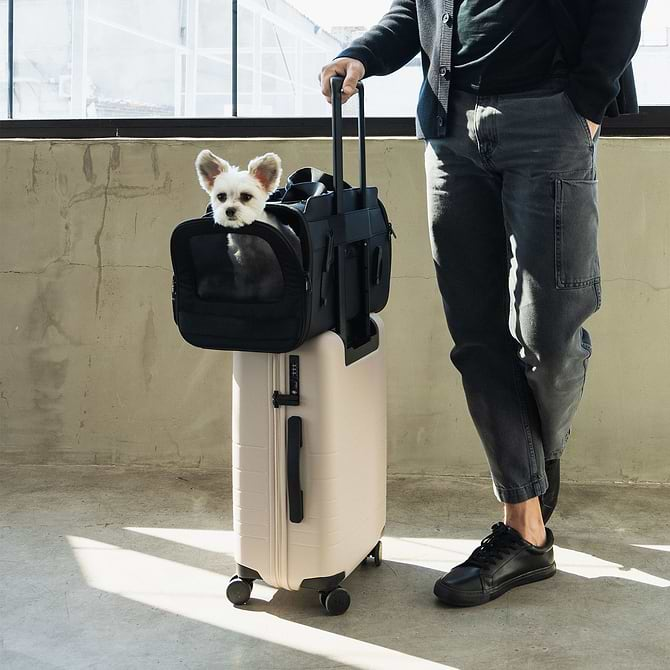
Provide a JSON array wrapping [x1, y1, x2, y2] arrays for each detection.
[[378, 537, 670, 587], [123, 530, 670, 588], [553, 546, 670, 587], [67, 535, 459, 670], [632, 544, 670, 553], [126, 527, 236, 554]]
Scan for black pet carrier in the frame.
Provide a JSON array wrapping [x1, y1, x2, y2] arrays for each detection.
[[170, 77, 395, 363]]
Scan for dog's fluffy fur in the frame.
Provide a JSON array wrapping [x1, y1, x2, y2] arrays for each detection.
[[195, 150, 300, 301]]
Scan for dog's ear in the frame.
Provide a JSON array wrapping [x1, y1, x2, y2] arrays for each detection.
[[248, 153, 282, 194], [195, 150, 230, 193]]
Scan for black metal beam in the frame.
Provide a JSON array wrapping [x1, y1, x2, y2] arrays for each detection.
[[0, 116, 417, 138], [0, 109, 668, 139]]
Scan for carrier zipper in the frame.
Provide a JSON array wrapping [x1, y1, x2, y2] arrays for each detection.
[[319, 230, 335, 307], [378, 198, 395, 277], [270, 355, 282, 588], [171, 275, 178, 323], [255, 210, 314, 347]]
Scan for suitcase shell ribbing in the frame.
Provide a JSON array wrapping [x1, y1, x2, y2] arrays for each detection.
[[232, 315, 386, 592]]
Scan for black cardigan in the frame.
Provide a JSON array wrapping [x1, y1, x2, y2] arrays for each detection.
[[336, 0, 648, 139]]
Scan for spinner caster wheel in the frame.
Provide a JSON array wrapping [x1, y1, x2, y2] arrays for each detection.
[[371, 540, 382, 567], [227, 576, 253, 606], [361, 540, 383, 567], [319, 587, 350, 615]]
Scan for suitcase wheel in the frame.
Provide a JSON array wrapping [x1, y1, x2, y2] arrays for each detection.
[[227, 576, 253, 606], [371, 541, 382, 567], [319, 587, 351, 615], [361, 540, 383, 568]]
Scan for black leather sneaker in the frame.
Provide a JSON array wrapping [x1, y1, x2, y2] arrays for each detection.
[[539, 458, 560, 524], [434, 522, 556, 607]]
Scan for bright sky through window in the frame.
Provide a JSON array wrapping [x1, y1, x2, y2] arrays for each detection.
[[286, 1, 388, 30], [287, 1, 670, 32]]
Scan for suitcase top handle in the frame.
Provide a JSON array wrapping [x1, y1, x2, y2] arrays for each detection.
[[330, 76, 366, 216]]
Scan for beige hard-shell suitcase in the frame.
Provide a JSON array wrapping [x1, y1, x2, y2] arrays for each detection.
[[226, 314, 387, 615]]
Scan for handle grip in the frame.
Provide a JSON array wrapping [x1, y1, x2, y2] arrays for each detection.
[[287, 416, 303, 523], [330, 76, 367, 215]]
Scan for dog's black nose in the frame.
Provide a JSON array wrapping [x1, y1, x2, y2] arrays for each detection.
[[226, 207, 237, 218]]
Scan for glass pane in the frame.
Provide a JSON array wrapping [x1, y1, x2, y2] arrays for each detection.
[[12, 0, 72, 119], [632, 0, 670, 105], [0, 1, 6, 117], [83, 1, 183, 117], [88, 0, 183, 45], [246, 0, 423, 117], [8, 0, 184, 119], [3, 0, 665, 120], [196, 55, 232, 117], [86, 20, 178, 117], [195, 0, 233, 116]]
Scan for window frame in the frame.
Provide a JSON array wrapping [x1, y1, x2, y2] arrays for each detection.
[[1, 110, 669, 139], [2, 0, 669, 138]]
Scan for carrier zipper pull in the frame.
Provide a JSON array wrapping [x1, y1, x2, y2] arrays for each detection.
[[171, 276, 178, 322], [326, 229, 335, 267], [388, 221, 397, 239], [320, 231, 335, 306], [374, 246, 383, 286]]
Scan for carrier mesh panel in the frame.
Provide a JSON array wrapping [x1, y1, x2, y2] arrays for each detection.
[[189, 233, 286, 304]]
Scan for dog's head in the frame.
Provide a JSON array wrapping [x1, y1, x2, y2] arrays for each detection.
[[195, 150, 282, 228]]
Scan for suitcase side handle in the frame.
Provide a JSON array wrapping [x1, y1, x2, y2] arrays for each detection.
[[287, 416, 304, 524], [330, 75, 366, 216]]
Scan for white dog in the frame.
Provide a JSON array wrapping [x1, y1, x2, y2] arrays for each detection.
[[195, 150, 301, 301]]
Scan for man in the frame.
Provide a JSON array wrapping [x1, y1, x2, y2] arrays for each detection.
[[319, 0, 647, 607]]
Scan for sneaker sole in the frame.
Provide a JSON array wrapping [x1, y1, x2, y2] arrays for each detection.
[[434, 562, 557, 607]]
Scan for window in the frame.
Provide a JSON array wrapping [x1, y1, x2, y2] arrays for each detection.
[[0, 1, 6, 115], [633, 0, 670, 105], [0, 0, 666, 127], [241, 0, 422, 117], [0, 0, 421, 120]]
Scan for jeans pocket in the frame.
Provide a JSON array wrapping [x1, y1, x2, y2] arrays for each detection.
[[554, 178, 601, 289], [561, 91, 595, 147]]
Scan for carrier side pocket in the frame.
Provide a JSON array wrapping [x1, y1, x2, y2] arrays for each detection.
[[554, 178, 601, 289]]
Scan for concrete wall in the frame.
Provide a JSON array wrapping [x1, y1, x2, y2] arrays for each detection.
[[1, 137, 669, 483]]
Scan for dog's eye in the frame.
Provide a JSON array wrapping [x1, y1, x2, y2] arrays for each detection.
[[240, 193, 253, 203], [217, 193, 227, 202]]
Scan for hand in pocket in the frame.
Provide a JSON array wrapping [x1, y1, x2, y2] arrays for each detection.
[[586, 118, 601, 141]]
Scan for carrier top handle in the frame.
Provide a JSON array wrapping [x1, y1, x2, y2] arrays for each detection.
[[330, 76, 367, 215]]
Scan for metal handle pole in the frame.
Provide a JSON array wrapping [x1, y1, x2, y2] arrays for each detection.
[[330, 76, 367, 214]]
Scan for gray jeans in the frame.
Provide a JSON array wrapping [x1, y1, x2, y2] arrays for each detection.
[[425, 76, 602, 504]]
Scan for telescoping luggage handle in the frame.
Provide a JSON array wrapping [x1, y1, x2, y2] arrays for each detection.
[[329, 76, 378, 364], [330, 75, 366, 215]]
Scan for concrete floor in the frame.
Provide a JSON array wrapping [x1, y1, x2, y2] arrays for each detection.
[[1, 466, 669, 670]]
